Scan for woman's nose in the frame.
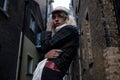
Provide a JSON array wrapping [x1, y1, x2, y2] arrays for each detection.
[[55, 17, 59, 21]]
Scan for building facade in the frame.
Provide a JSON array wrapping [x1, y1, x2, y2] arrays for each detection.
[[71, 0, 120, 80], [18, 0, 46, 80], [0, 0, 46, 80], [0, 0, 23, 79]]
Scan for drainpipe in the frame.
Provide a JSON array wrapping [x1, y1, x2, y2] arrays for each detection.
[[15, 1, 29, 80], [45, 0, 48, 29]]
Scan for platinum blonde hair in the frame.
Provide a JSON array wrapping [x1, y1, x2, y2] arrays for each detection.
[[66, 15, 77, 26]]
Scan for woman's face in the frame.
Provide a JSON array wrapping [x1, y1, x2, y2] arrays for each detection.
[[52, 12, 66, 28]]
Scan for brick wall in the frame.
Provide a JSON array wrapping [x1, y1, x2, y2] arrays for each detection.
[[0, 0, 24, 79], [77, 0, 120, 80], [103, 47, 120, 80]]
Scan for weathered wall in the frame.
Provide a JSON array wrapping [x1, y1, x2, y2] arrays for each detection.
[[77, 0, 120, 80]]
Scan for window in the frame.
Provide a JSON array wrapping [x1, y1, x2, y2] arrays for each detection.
[[36, 33, 41, 48], [30, 14, 36, 33], [0, 0, 8, 11], [27, 55, 33, 75]]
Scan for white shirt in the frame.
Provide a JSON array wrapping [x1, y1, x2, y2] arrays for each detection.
[[55, 24, 67, 32], [52, 24, 67, 36]]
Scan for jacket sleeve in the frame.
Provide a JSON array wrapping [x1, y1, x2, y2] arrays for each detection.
[[39, 31, 52, 60], [53, 28, 79, 73], [54, 46, 78, 73], [40, 26, 77, 54], [41, 31, 52, 46], [41, 26, 79, 73]]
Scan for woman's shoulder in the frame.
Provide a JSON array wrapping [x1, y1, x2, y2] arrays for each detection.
[[63, 25, 78, 29], [63, 25, 79, 34]]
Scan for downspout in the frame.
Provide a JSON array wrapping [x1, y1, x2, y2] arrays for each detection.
[[15, 1, 29, 80], [45, 0, 48, 30]]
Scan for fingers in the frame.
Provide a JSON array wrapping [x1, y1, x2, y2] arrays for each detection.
[[54, 49, 63, 53], [52, 49, 62, 58], [45, 49, 63, 59], [46, 21, 54, 31]]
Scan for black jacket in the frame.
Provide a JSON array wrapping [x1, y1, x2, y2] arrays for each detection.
[[41, 25, 79, 74]]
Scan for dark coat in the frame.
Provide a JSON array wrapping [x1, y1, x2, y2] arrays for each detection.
[[41, 25, 79, 74]]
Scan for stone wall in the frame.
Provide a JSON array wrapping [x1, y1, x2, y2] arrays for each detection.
[[77, 0, 120, 80], [103, 47, 120, 80]]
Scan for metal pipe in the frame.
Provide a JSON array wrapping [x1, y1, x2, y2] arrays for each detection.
[[45, 0, 48, 30], [15, 1, 29, 80]]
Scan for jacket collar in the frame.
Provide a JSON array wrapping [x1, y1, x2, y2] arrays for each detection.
[[55, 24, 67, 32]]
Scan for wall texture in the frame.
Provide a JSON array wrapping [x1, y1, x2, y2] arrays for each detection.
[[76, 0, 120, 80]]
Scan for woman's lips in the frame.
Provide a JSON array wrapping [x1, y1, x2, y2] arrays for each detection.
[[55, 23, 60, 26]]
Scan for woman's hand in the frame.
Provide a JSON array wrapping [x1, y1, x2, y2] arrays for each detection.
[[45, 49, 62, 58], [46, 21, 54, 31]]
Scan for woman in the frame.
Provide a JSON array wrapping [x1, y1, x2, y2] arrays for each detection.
[[40, 6, 79, 80]]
